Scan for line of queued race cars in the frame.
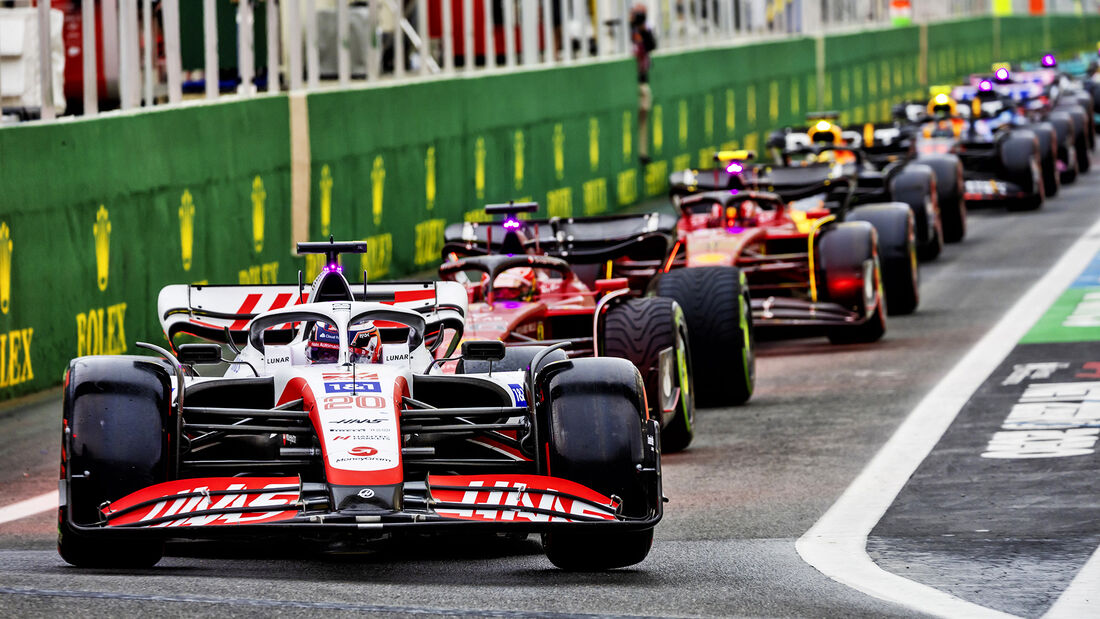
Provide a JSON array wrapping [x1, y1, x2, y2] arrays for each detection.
[[57, 53, 1100, 572]]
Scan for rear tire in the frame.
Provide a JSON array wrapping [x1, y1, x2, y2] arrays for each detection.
[[1057, 104, 1091, 173], [818, 223, 887, 344], [1028, 122, 1060, 198], [1000, 131, 1044, 211], [890, 164, 942, 261], [847, 203, 919, 316], [59, 356, 174, 568], [603, 298, 695, 452], [1049, 111, 1078, 184], [656, 267, 754, 407], [537, 357, 655, 570], [918, 154, 967, 243]]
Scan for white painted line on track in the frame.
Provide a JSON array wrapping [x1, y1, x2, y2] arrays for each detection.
[[797, 215, 1100, 619], [0, 491, 57, 526], [1044, 542, 1100, 617]]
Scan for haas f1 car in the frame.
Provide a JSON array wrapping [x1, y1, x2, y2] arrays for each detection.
[[442, 203, 754, 410], [58, 241, 662, 570]]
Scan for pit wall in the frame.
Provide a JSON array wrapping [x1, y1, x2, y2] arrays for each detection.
[[0, 15, 1096, 400]]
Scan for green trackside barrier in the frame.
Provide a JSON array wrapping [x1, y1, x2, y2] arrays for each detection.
[[303, 60, 639, 280], [823, 25, 922, 125], [1, 16, 1099, 403], [645, 15, 1100, 200], [643, 37, 818, 198], [0, 97, 294, 399]]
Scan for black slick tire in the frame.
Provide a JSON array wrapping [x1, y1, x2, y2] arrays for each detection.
[[58, 356, 174, 568], [847, 203, 919, 316], [818, 222, 887, 344], [656, 266, 754, 407], [537, 357, 655, 570], [917, 154, 967, 243]]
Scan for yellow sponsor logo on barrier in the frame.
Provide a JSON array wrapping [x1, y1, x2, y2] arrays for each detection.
[[77, 304, 125, 357], [239, 262, 279, 284], [622, 111, 632, 162], [320, 165, 333, 236], [371, 156, 385, 227], [583, 178, 607, 216], [705, 93, 714, 141], [427, 145, 438, 208], [251, 177, 266, 253], [589, 118, 600, 172], [547, 187, 572, 218], [93, 205, 111, 292], [179, 190, 195, 272], [553, 124, 565, 181], [0, 222, 12, 314], [0, 328, 33, 387], [644, 160, 667, 197], [725, 89, 735, 134], [514, 130, 525, 189], [414, 219, 446, 266], [362, 233, 393, 280], [653, 104, 664, 154], [474, 139, 485, 201], [672, 153, 691, 173], [747, 85, 757, 124], [769, 81, 779, 123], [617, 169, 637, 206]]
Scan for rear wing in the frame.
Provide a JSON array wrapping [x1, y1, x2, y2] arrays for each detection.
[[442, 212, 678, 264], [158, 281, 468, 350]]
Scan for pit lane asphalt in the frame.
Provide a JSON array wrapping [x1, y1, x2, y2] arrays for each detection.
[[2, 174, 1100, 617]]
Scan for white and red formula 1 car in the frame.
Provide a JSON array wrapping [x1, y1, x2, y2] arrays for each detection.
[[58, 240, 662, 570]]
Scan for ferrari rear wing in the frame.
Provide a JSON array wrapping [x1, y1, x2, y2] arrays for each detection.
[[442, 212, 677, 264], [158, 281, 468, 350]]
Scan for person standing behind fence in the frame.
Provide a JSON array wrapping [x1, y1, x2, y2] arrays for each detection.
[[631, 4, 656, 165]]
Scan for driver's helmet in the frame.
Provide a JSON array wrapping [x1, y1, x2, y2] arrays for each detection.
[[808, 119, 844, 145], [493, 267, 536, 301], [307, 321, 382, 364], [928, 93, 957, 119]]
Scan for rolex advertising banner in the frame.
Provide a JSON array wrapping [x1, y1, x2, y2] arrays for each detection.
[[0, 98, 294, 399]]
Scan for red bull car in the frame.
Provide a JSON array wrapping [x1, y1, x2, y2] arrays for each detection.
[[58, 240, 662, 571]]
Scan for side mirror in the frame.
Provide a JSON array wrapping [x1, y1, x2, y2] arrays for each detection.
[[462, 340, 506, 362], [177, 343, 223, 365]]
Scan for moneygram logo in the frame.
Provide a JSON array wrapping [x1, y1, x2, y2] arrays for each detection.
[[93, 205, 111, 291], [349, 446, 378, 457]]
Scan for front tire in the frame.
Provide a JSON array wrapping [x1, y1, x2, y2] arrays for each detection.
[[603, 298, 695, 452], [59, 356, 174, 568], [537, 357, 656, 570], [656, 267, 754, 407]]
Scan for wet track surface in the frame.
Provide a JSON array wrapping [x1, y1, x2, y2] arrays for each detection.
[[3, 174, 1100, 617]]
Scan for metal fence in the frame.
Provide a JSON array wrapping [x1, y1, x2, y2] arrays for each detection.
[[0, 0, 1093, 122]]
